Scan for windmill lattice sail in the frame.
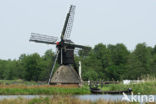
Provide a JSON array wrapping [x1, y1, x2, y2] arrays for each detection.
[[61, 5, 76, 40], [30, 33, 58, 44]]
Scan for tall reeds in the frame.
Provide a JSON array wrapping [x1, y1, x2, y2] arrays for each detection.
[[0, 85, 90, 95], [0, 96, 140, 104]]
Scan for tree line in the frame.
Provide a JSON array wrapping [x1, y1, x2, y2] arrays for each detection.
[[0, 42, 156, 81]]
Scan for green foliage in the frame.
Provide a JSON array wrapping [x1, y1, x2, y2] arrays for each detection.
[[125, 43, 152, 79], [29, 97, 50, 104], [0, 43, 155, 81], [0, 86, 90, 95], [101, 80, 156, 94]]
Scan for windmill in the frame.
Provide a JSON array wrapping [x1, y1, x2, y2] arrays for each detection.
[[29, 5, 90, 85]]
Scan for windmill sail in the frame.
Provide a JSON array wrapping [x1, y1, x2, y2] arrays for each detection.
[[61, 5, 76, 40], [64, 42, 90, 49], [30, 33, 58, 44]]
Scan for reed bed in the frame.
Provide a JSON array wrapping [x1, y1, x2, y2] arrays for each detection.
[[1, 81, 156, 95], [0, 96, 144, 104], [101, 79, 156, 94], [1, 77, 156, 95], [0, 85, 90, 95]]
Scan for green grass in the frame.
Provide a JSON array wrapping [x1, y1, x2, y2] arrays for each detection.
[[0, 79, 39, 85], [1, 79, 156, 95], [101, 80, 156, 94], [0, 86, 90, 95], [0, 80, 90, 95]]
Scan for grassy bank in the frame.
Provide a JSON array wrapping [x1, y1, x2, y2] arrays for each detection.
[[101, 80, 156, 94], [0, 96, 145, 104], [0, 80, 90, 95], [0, 80, 42, 85], [1, 79, 156, 95], [0, 85, 90, 95]]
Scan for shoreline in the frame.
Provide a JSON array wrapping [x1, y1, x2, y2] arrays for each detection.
[[0, 80, 156, 95]]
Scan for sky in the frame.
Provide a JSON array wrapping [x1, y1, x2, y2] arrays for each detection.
[[0, 0, 156, 60]]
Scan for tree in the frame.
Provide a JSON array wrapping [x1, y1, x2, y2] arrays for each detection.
[[106, 44, 129, 80], [22, 53, 42, 81], [108, 43, 129, 65], [126, 43, 152, 79], [40, 49, 56, 81], [0, 60, 6, 79]]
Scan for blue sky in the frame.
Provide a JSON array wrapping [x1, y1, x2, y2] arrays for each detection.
[[0, 0, 156, 59]]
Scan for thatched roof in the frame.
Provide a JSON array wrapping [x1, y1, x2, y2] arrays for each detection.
[[50, 65, 81, 84]]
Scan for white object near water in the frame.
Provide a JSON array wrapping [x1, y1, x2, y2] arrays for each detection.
[[123, 80, 131, 85], [79, 61, 82, 79], [123, 80, 145, 85]]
